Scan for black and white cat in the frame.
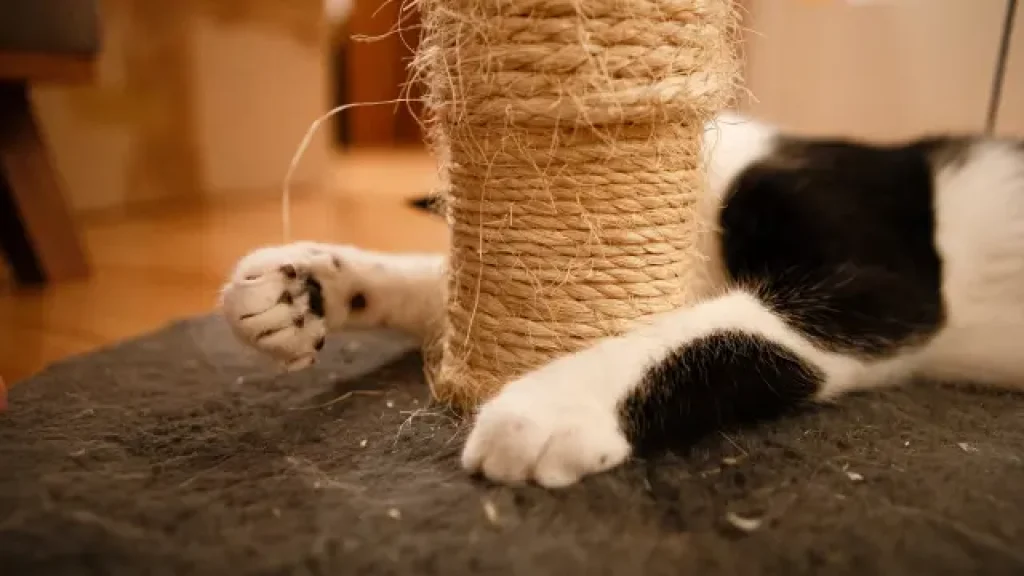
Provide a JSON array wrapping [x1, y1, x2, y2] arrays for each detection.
[[220, 112, 1024, 488]]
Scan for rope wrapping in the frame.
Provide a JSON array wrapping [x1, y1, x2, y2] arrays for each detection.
[[414, 0, 742, 409]]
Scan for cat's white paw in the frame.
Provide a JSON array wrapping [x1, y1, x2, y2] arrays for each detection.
[[223, 243, 444, 368], [461, 374, 632, 488], [220, 243, 361, 369]]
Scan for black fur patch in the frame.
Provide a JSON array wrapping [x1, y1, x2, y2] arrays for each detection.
[[619, 331, 823, 452], [306, 277, 325, 318], [719, 137, 947, 357], [408, 195, 444, 216], [349, 292, 367, 311]]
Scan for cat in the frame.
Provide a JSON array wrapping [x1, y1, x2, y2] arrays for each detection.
[[219, 112, 1024, 488]]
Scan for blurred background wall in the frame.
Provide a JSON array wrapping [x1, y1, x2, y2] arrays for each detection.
[[742, 0, 1023, 141], [29, 0, 332, 213], [23, 0, 1024, 215]]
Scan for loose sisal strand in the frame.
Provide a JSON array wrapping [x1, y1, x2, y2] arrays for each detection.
[[281, 99, 413, 243]]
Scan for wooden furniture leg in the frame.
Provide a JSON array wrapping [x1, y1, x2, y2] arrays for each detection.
[[0, 81, 89, 284]]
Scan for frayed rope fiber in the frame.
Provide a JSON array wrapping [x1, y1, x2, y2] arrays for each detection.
[[413, 0, 743, 409]]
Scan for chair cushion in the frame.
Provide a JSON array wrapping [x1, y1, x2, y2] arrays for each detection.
[[0, 0, 99, 55]]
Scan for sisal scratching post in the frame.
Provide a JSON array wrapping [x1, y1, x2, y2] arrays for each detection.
[[415, 0, 741, 409]]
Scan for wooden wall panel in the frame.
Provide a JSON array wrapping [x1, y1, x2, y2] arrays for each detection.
[[743, 0, 1007, 141]]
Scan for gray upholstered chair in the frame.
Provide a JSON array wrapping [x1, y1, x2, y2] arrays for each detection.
[[0, 0, 100, 284]]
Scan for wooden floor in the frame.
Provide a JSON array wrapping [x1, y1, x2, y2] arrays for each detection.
[[0, 151, 448, 384]]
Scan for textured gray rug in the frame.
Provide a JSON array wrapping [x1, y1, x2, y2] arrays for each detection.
[[1, 316, 1023, 575]]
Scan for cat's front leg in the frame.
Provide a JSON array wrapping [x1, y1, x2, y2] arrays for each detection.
[[462, 289, 847, 487], [459, 336, 640, 488], [220, 242, 444, 369]]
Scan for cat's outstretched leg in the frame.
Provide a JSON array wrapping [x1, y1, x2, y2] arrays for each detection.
[[461, 288, 909, 488], [220, 242, 444, 369]]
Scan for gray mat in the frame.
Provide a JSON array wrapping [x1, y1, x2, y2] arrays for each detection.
[[1, 316, 1024, 575]]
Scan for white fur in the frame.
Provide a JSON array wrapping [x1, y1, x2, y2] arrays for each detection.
[[221, 112, 1024, 488], [222, 243, 332, 370], [703, 112, 778, 201], [919, 141, 1024, 386]]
